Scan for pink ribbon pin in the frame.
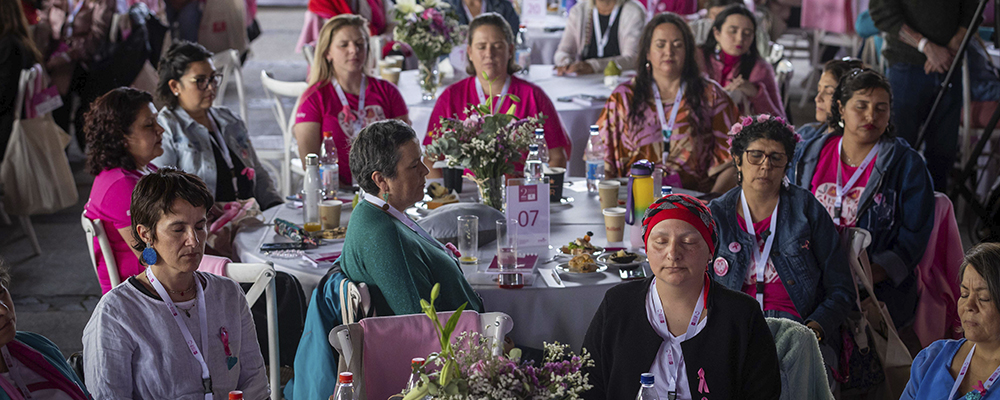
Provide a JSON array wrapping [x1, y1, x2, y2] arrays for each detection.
[[975, 380, 986, 395], [341, 105, 356, 123], [241, 167, 255, 181], [698, 368, 710, 394], [445, 242, 461, 258]]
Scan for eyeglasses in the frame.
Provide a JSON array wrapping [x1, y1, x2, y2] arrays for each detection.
[[190, 74, 223, 91], [743, 150, 788, 167]]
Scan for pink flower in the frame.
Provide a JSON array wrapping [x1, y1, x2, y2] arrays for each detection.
[[728, 122, 743, 137], [756, 114, 771, 123], [741, 116, 753, 126], [793, 133, 803, 143], [242, 167, 255, 181]]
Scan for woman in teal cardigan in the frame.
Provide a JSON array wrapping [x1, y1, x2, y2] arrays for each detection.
[[341, 120, 484, 316], [0, 260, 92, 399]]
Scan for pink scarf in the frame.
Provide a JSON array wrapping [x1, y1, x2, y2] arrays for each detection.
[[0, 340, 88, 400], [718, 51, 741, 85]]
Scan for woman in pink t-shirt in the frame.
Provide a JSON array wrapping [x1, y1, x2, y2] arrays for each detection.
[[83, 88, 165, 294], [295, 15, 410, 186], [423, 13, 571, 178]]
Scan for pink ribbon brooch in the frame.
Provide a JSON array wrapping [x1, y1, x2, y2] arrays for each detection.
[[241, 167, 255, 181], [220, 327, 238, 370], [698, 368, 710, 395]]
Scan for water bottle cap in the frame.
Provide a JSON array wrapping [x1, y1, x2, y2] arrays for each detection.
[[323, 131, 334, 139], [640, 373, 655, 385], [661, 186, 673, 195], [339, 372, 354, 383], [590, 125, 599, 134], [305, 154, 319, 166], [629, 160, 654, 176], [529, 144, 539, 151], [535, 128, 544, 135], [228, 391, 244, 400], [411, 357, 426, 366]]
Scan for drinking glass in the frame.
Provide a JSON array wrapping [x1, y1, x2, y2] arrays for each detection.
[[457, 215, 478, 265], [496, 218, 518, 271]]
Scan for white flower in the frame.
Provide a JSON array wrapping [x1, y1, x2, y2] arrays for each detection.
[[395, 0, 424, 15], [422, 0, 448, 8]]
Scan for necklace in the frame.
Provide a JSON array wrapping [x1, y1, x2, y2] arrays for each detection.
[[165, 279, 198, 296], [177, 300, 197, 318]]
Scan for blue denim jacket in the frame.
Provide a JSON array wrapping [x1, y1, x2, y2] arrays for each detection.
[[708, 184, 855, 338], [789, 134, 935, 327]]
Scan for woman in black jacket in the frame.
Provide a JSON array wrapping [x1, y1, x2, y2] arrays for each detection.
[[582, 193, 781, 400]]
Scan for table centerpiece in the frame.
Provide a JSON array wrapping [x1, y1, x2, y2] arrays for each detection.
[[425, 75, 545, 211], [403, 284, 593, 400], [392, 0, 466, 100]]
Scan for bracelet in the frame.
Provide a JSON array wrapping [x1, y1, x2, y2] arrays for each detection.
[[917, 38, 929, 53]]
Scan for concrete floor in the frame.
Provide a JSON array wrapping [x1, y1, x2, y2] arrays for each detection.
[[0, 7, 963, 361]]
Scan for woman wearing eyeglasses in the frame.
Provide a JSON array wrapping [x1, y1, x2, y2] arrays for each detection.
[[790, 69, 935, 329], [708, 114, 854, 381], [152, 41, 282, 210]]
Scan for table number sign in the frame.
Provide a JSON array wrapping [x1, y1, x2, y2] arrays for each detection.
[[506, 182, 550, 247], [521, 0, 547, 23]]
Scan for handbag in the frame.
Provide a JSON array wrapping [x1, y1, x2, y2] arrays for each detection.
[[0, 66, 78, 216], [198, 0, 248, 54], [839, 228, 912, 400]]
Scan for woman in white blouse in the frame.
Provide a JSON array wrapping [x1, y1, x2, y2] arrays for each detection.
[[553, 0, 645, 75]]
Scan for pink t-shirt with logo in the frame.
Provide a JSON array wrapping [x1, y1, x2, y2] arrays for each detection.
[[84, 166, 157, 294], [423, 76, 572, 171], [737, 213, 801, 318], [810, 137, 876, 228], [295, 77, 408, 185]]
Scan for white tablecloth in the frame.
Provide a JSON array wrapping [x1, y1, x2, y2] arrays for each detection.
[[400, 65, 620, 177], [233, 179, 650, 350], [524, 15, 568, 65]]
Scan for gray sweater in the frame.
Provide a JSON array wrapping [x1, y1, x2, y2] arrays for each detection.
[[869, 0, 980, 66]]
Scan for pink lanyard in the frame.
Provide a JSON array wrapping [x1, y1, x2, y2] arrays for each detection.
[[333, 76, 368, 137], [146, 269, 213, 400], [948, 343, 1000, 400], [834, 137, 879, 226], [1, 346, 31, 400], [649, 275, 709, 397]]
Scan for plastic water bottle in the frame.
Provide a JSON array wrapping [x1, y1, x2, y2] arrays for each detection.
[[405, 357, 431, 398], [332, 372, 355, 400], [584, 125, 605, 193], [303, 154, 322, 231], [636, 373, 660, 400], [525, 144, 543, 184], [534, 128, 549, 171], [515, 25, 531, 75], [320, 131, 339, 197], [661, 186, 672, 196]]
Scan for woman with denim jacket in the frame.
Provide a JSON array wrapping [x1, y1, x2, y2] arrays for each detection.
[[708, 114, 854, 385], [151, 41, 282, 210], [789, 68, 935, 329]]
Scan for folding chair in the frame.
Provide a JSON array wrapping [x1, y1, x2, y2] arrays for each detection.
[[226, 262, 280, 400], [212, 49, 247, 121], [80, 210, 122, 288], [259, 71, 309, 197]]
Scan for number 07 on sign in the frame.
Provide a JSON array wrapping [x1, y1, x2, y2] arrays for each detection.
[[506, 182, 550, 247]]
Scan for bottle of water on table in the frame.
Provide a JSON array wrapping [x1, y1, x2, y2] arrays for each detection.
[[636, 373, 660, 400], [584, 125, 605, 193], [515, 25, 531, 75], [525, 144, 543, 184], [534, 128, 549, 171], [320, 131, 339, 197], [332, 372, 355, 400]]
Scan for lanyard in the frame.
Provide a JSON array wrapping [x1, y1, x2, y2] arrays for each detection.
[[591, 5, 621, 58], [1, 347, 32, 400], [333, 76, 368, 137], [64, 0, 87, 37], [363, 193, 457, 259], [462, 0, 486, 22], [834, 138, 879, 225], [739, 190, 779, 310], [146, 269, 213, 400], [649, 275, 708, 398], [474, 77, 511, 114], [206, 113, 239, 195], [948, 343, 1000, 400], [652, 81, 685, 144]]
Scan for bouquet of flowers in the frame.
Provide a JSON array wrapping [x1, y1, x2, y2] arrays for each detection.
[[424, 74, 545, 210], [392, 0, 466, 97], [403, 284, 593, 400]]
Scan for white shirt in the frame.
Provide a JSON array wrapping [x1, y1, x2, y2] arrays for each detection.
[[645, 280, 708, 400]]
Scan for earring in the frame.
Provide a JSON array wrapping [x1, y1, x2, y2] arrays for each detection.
[[838, 120, 845, 128], [141, 243, 158, 265], [381, 192, 390, 211], [715, 43, 721, 53], [173, 92, 179, 96], [645, 61, 651, 72], [737, 170, 743, 184]]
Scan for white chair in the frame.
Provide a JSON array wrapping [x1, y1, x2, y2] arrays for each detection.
[[0, 188, 39, 256], [260, 71, 309, 197], [212, 49, 247, 121], [797, 30, 862, 108], [329, 311, 513, 400], [225, 262, 280, 400], [775, 59, 795, 110], [303, 43, 316, 67], [80, 211, 122, 288], [338, 279, 372, 326]]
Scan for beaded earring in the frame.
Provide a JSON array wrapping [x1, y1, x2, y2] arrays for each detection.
[[141, 243, 158, 265]]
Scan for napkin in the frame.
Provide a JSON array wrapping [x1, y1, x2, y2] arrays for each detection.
[[485, 254, 539, 274]]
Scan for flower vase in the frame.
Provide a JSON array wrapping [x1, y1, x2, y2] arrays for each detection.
[[418, 58, 440, 101], [477, 175, 505, 211]]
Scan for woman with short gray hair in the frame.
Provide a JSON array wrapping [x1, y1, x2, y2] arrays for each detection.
[[342, 120, 483, 316]]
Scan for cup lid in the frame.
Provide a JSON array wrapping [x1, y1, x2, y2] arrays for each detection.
[[629, 160, 653, 176], [603, 207, 626, 216]]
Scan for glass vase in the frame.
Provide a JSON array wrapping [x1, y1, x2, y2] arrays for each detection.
[[477, 175, 505, 212], [418, 58, 440, 101]]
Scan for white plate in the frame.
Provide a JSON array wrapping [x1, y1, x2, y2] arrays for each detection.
[[559, 246, 604, 257], [556, 262, 607, 275], [597, 252, 647, 266]]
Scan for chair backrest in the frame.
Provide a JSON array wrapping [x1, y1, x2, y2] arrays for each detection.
[[339, 279, 372, 326], [260, 70, 308, 197], [303, 43, 315, 67], [766, 42, 785, 66], [329, 310, 513, 400], [80, 210, 122, 288], [226, 262, 281, 400], [775, 59, 795, 109], [211, 49, 247, 121]]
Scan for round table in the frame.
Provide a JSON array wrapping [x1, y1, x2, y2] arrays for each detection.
[[524, 15, 568, 65], [399, 65, 622, 177], [233, 178, 652, 350]]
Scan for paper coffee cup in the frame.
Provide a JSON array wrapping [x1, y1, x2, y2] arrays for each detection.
[[598, 180, 621, 209], [380, 67, 401, 85], [319, 200, 343, 230], [603, 207, 626, 243], [385, 55, 404, 69]]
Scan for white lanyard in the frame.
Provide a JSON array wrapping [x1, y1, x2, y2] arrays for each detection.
[[649, 277, 707, 398], [948, 343, 1000, 400], [834, 138, 879, 225], [333, 76, 368, 137], [652, 81, 685, 144], [363, 193, 456, 259], [206, 113, 239, 195], [145, 269, 214, 400], [462, 0, 486, 22], [1, 347, 32, 400], [474, 77, 511, 114], [65, 0, 87, 37], [739, 190, 779, 310], [591, 5, 621, 58]]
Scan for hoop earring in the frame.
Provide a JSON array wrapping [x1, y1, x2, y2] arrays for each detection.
[[141, 243, 158, 265]]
